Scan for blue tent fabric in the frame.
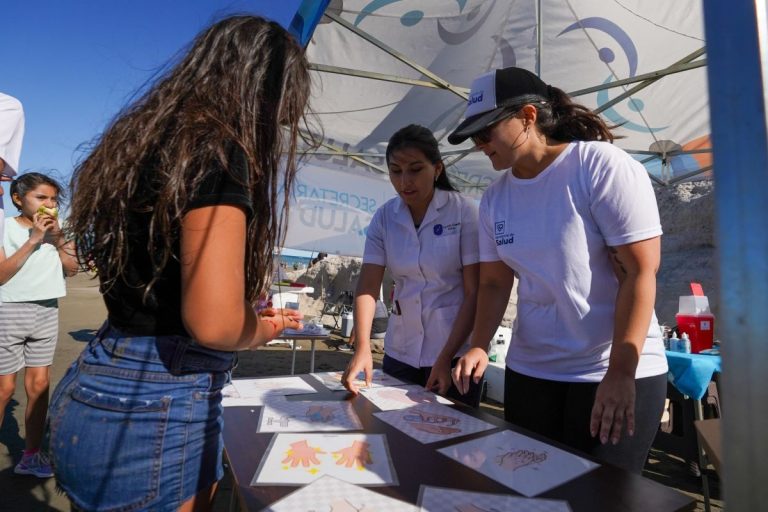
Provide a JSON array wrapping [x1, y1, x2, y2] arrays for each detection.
[[288, 0, 331, 46]]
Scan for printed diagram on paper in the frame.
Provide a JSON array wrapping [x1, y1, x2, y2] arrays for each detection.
[[263, 475, 417, 512], [373, 403, 496, 444], [311, 370, 406, 391], [359, 385, 453, 411], [251, 433, 397, 486], [258, 400, 363, 432], [222, 377, 317, 407], [438, 430, 599, 497], [418, 486, 572, 512]]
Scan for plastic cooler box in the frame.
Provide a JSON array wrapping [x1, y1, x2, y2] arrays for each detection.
[[675, 312, 714, 353]]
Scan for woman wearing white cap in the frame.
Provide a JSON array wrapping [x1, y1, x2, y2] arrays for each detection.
[[342, 124, 482, 406], [449, 67, 667, 473]]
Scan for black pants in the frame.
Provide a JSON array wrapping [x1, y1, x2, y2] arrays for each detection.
[[382, 354, 484, 408], [504, 368, 667, 473]]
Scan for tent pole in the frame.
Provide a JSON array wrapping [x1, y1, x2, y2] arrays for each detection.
[[569, 57, 706, 97], [323, 12, 468, 100], [309, 64, 470, 93], [594, 48, 706, 114], [704, 0, 768, 509], [536, 0, 542, 76]]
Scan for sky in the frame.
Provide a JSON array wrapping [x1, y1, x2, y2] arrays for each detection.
[[1, 1, 304, 224]]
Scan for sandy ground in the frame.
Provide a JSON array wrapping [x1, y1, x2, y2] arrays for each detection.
[[0, 273, 721, 511]]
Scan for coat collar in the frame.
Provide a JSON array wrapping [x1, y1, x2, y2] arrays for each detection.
[[392, 188, 449, 229]]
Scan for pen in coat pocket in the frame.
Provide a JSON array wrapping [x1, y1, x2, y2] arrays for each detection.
[[394, 300, 402, 315]]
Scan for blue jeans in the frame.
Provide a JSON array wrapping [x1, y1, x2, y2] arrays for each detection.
[[48, 323, 235, 512]]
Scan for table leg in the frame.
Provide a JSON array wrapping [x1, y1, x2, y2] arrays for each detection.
[[310, 339, 316, 373], [290, 339, 297, 375], [695, 399, 712, 512]]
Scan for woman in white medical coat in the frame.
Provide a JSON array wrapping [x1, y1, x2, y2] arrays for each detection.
[[342, 125, 482, 404]]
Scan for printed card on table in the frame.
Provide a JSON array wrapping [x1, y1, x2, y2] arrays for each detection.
[[258, 400, 363, 433], [438, 429, 599, 497], [264, 475, 417, 512], [418, 486, 572, 512], [251, 433, 397, 486], [311, 369, 407, 391], [222, 376, 317, 407], [373, 403, 496, 444], [360, 384, 453, 411]]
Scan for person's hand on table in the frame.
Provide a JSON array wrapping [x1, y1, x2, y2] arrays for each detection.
[[250, 308, 302, 349], [451, 347, 488, 395], [425, 354, 453, 395], [281, 440, 324, 467], [341, 349, 373, 395], [590, 369, 636, 445], [333, 440, 371, 468]]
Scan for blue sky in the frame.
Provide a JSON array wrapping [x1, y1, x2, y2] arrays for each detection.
[[1, 1, 304, 220]]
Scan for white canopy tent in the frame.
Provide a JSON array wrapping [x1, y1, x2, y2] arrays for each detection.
[[283, 0, 710, 257]]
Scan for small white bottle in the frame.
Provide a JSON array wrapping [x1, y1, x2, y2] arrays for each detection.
[[669, 331, 680, 352], [680, 332, 692, 354]]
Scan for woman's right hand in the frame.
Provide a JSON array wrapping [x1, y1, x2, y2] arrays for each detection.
[[451, 347, 489, 395], [341, 348, 373, 395]]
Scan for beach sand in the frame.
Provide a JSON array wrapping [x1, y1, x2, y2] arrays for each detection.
[[0, 272, 721, 511]]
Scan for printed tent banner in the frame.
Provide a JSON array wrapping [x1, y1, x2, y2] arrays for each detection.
[[287, 0, 708, 256]]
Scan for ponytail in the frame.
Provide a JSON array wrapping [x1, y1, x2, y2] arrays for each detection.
[[536, 86, 618, 143]]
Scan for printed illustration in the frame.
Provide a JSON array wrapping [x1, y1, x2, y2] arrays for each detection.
[[437, 430, 599, 497], [222, 376, 317, 407], [418, 486, 572, 512], [258, 400, 363, 433], [311, 370, 406, 391], [252, 434, 397, 486], [496, 449, 548, 472], [373, 404, 495, 444], [263, 475, 416, 511], [360, 385, 453, 411]]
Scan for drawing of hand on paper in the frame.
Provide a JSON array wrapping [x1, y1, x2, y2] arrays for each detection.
[[333, 440, 372, 469], [305, 405, 337, 422], [496, 449, 547, 471], [281, 440, 325, 467], [402, 410, 461, 435], [329, 499, 378, 512]]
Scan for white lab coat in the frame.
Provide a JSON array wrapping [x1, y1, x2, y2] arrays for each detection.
[[363, 189, 479, 368]]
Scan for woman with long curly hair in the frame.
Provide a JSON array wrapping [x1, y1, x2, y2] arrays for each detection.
[[48, 16, 312, 511]]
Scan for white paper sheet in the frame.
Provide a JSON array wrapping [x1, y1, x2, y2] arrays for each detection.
[[360, 385, 453, 411], [264, 475, 417, 511], [373, 403, 496, 444], [310, 369, 407, 391], [418, 486, 572, 512], [222, 376, 317, 407], [251, 433, 397, 486], [258, 400, 363, 432], [438, 430, 599, 497]]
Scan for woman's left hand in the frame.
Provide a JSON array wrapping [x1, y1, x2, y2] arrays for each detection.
[[425, 356, 453, 395], [590, 370, 636, 445]]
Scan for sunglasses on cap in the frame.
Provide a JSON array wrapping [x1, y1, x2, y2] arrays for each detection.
[[470, 109, 520, 146]]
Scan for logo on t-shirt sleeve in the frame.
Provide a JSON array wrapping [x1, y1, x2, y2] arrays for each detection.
[[494, 220, 514, 246]]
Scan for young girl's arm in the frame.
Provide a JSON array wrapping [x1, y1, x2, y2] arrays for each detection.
[[179, 204, 301, 351], [0, 214, 52, 285]]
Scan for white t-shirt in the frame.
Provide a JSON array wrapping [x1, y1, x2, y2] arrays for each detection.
[[0, 217, 66, 302], [363, 189, 480, 368], [479, 141, 667, 382], [0, 92, 26, 267]]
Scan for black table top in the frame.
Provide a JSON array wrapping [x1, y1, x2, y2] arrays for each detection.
[[222, 374, 695, 512]]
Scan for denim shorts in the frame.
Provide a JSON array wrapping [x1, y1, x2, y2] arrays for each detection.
[[48, 323, 236, 512]]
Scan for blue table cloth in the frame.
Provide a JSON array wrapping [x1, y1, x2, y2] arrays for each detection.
[[665, 350, 722, 400]]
